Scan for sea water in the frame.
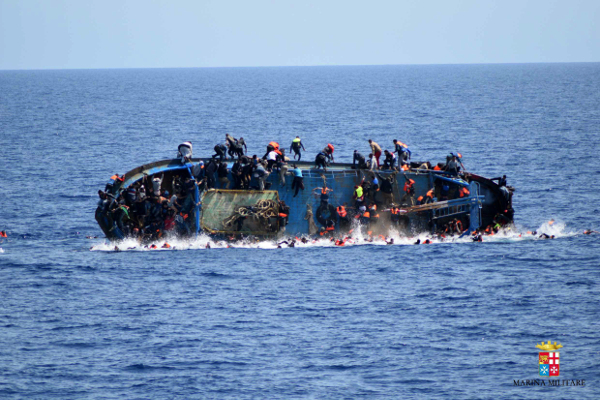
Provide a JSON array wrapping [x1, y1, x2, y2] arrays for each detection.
[[1, 64, 599, 398]]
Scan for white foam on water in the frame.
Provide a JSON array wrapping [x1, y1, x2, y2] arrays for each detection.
[[89, 219, 581, 252]]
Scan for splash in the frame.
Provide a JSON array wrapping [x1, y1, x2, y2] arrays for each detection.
[[89, 218, 582, 252]]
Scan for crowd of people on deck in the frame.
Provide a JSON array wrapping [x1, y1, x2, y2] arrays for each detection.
[[98, 170, 205, 242]]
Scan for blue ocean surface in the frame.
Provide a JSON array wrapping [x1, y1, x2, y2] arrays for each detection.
[[0, 64, 599, 398]]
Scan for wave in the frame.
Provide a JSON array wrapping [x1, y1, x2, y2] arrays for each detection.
[[89, 217, 585, 252]]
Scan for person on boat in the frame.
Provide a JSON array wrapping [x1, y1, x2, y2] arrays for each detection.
[[253, 160, 269, 191], [212, 143, 227, 161], [291, 164, 304, 197], [393, 140, 411, 166], [177, 141, 193, 164], [226, 134, 237, 158], [237, 137, 248, 156], [445, 153, 465, 175], [241, 157, 254, 190], [382, 150, 396, 170], [315, 151, 328, 171], [424, 187, 436, 204], [263, 142, 280, 160], [313, 185, 333, 206], [353, 184, 365, 209], [376, 172, 396, 206], [390, 204, 402, 225], [457, 186, 470, 199], [353, 150, 367, 169], [191, 161, 205, 182], [217, 160, 230, 189], [400, 175, 416, 206], [151, 173, 163, 197], [369, 175, 380, 204], [367, 203, 380, 225], [278, 200, 290, 230], [367, 153, 377, 171], [323, 144, 334, 162], [204, 159, 217, 189], [266, 148, 279, 171], [290, 136, 306, 161], [230, 158, 243, 189], [277, 153, 289, 186], [336, 203, 350, 227], [368, 139, 382, 167]]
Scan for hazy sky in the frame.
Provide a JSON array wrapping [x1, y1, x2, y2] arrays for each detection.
[[1, 0, 598, 70]]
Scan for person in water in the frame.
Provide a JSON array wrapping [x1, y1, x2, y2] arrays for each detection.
[[290, 136, 306, 161]]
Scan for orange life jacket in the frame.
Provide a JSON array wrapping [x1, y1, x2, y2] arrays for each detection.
[[278, 213, 288, 218], [0, 231, 7, 238], [401, 164, 409, 171], [459, 187, 470, 198], [336, 206, 347, 217], [455, 220, 463, 232], [433, 165, 441, 171], [327, 143, 335, 153], [417, 196, 424, 203], [325, 226, 335, 232], [268, 141, 280, 150], [426, 189, 434, 198], [404, 179, 415, 193], [363, 211, 371, 218]]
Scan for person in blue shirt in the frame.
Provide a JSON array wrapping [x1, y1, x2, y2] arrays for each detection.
[[291, 165, 304, 197], [393, 139, 411, 166]]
